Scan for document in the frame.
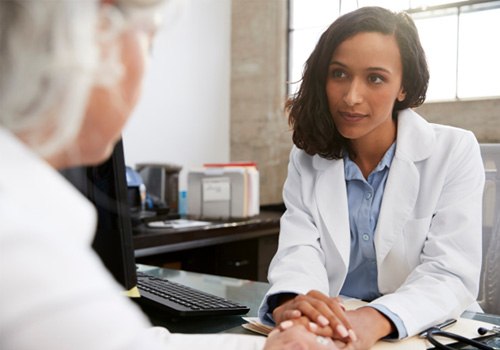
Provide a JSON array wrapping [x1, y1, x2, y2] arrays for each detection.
[[147, 219, 211, 229]]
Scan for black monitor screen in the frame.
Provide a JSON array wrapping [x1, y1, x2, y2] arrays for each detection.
[[60, 139, 137, 290]]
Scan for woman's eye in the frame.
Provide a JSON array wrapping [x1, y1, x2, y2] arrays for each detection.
[[368, 74, 384, 84], [331, 70, 346, 79]]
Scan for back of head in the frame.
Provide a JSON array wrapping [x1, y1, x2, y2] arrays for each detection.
[[0, 0, 165, 160], [0, 1, 99, 157]]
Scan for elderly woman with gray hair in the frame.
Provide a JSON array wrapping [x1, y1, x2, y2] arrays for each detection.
[[0, 1, 339, 349]]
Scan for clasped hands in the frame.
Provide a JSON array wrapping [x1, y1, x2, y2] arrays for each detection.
[[265, 290, 393, 350]]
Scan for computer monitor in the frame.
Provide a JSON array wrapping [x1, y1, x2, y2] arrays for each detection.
[[60, 139, 137, 291]]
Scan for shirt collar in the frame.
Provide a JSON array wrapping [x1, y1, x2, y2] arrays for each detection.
[[344, 142, 397, 181]]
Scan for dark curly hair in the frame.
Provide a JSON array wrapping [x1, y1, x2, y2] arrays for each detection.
[[288, 6, 429, 159]]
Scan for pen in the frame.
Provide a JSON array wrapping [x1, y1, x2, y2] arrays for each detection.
[[419, 318, 457, 338]]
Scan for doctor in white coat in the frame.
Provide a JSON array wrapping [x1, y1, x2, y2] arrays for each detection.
[[0, 1, 338, 350], [259, 7, 484, 350]]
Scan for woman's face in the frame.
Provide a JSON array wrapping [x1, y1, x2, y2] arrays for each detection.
[[325, 31, 406, 148]]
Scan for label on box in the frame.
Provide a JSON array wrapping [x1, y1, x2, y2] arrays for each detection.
[[202, 177, 231, 202]]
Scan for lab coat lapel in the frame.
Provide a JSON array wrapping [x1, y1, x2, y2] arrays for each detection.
[[314, 157, 351, 268], [374, 156, 419, 262], [375, 109, 435, 263]]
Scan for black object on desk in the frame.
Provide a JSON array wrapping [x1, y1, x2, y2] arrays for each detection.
[[136, 271, 249, 317], [136, 265, 270, 334]]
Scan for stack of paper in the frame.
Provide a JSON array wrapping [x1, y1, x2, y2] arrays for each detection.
[[187, 162, 259, 219]]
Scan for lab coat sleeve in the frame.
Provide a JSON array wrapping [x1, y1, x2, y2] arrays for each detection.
[[371, 131, 485, 338], [258, 147, 330, 322], [0, 232, 267, 350], [0, 202, 266, 350]]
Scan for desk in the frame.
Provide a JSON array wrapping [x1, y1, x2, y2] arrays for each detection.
[[133, 211, 281, 281], [137, 264, 500, 337]]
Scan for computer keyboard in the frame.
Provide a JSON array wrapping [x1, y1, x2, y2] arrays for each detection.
[[136, 272, 250, 317]]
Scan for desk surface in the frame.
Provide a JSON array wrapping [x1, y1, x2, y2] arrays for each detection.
[[137, 265, 500, 337], [133, 211, 281, 258]]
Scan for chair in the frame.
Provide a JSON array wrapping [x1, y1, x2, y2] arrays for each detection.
[[478, 144, 500, 315]]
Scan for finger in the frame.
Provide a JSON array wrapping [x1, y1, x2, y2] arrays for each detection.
[[272, 298, 302, 324], [338, 301, 346, 312], [313, 325, 335, 338], [308, 321, 319, 333], [306, 292, 355, 340], [279, 317, 334, 338], [329, 300, 357, 342], [274, 294, 326, 326], [301, 298, 341, 330], [272, 303, 291, 324], [279, 320, 294, 330], [277, 293, 352, 340], [279, 316, 324, 335], [282, 309, 302, 320], [279, 317, 309, 331], [268, 328, 281, 338], [291, 294, 331, 327], [328, 297, 351, 328]]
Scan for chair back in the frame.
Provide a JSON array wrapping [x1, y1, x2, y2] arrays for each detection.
[[478, 143, 500, 315]]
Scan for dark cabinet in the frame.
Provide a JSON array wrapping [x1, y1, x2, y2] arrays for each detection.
[[136, 235, 278, 282]]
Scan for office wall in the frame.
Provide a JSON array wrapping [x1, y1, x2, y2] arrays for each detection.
[[123, 0, 231, 190], [416, 99, 500, 143], [230, 0, 290, 205], [123, 0, 290, 205]]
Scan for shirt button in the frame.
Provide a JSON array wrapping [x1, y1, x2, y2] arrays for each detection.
[[365, 192, 372, 200], [362, 233, 370, 241]]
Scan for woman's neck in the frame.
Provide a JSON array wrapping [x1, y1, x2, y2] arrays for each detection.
[[349, 120, 397, 179]]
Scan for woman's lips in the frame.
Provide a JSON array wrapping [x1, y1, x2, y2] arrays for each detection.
[[339, 111, 366, 122]]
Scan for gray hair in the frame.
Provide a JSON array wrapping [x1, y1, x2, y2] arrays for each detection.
[[0, 0, 165, 157]]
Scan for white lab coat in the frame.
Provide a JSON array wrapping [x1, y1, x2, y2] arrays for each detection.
[[0, 127, 265, 350], [259, 109, 485, 338]]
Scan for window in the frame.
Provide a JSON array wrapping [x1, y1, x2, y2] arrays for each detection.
[[289, 0, 500, 101]]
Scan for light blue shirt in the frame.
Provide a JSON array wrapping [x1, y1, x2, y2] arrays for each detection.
[[340, 142, 407, 338]]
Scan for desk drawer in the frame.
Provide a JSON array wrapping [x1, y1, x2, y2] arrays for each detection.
[[214, 240, 258, 280]]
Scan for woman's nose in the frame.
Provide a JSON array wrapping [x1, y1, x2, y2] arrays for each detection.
[[343, 79, 363, 106]]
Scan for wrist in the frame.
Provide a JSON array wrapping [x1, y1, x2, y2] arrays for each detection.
[[270, 293, 297, 323], [348, 307, 395, 343], [367, 307, 395, 338]]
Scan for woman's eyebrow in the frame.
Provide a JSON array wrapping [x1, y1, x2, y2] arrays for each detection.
[[329, 60, 346, 67], [329, 60, 392, 74], [366, 66, 392, 74]]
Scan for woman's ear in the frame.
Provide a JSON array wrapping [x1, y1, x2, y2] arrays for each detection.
[[397, 89, 406, 102]]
